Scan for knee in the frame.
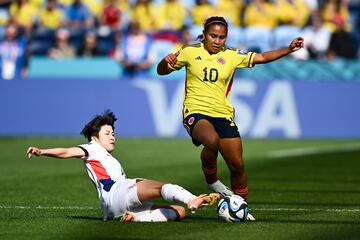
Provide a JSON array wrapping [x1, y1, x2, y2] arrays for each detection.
[[203, 135, 220, 152]]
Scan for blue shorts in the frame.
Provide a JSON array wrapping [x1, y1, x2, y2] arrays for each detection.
[[183, 113, 240, 146]]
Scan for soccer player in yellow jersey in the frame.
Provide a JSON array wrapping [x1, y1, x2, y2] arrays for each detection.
[[157, 16, 304, 221]]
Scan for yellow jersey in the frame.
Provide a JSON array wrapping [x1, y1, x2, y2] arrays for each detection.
[[169, 43, 255, 119]]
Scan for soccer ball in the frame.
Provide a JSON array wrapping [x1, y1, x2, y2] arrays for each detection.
[[217, 195, 249, 222]]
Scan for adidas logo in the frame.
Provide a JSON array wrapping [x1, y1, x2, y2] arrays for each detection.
[[195, 56, 201, 60]]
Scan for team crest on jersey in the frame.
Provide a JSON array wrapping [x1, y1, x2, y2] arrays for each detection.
[[217, 57, 226, 64], [188, 117, 195, 125]]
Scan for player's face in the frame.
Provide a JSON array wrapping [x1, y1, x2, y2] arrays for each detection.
[[94, 125, 116, 153], [203, 24, 227, 54]]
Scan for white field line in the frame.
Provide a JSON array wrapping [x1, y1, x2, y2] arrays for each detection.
[[254, 208, 360, 212], [267, 143, 360, 158], [0, 205, 98, 210], [0, 205, 359, 213]]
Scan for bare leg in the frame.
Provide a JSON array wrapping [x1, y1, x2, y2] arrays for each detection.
[[219, 137, 248, 200], [192, 119, 220, 184]]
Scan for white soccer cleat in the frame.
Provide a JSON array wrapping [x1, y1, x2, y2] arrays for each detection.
[[208, 180, 234, 197], [246, 212, 256, 221], [188, 193, 221, 213]]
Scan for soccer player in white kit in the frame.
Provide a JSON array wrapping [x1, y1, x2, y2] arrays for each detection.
[[26, 110, 220, 222]]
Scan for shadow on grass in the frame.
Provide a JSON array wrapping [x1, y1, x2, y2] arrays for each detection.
[[69, 215, 103, 221]]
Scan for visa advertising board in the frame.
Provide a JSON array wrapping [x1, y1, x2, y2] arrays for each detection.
[[0, 79, 359, 138]]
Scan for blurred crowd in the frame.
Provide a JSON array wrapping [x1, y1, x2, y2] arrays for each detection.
[[0, 0, 359, 80]]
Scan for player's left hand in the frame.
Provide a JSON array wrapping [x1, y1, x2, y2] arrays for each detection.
[[289, 37, 304, 52]]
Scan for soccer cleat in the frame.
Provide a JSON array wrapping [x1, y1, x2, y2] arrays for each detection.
[[208, 180, 234, 197], [188, 193, 221, 213], [120, 212, 135, 222], [246, 212, 256, 221]]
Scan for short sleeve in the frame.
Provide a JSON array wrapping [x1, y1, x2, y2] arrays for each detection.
[[233, 50, 256, 68], [169, 48, 189, 71]]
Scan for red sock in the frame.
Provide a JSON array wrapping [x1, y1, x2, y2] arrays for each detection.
[[232, 187, 248, 201], [201, 164, 218, 184]]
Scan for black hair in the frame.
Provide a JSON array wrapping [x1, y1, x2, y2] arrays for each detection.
[[80, 110, 117, 142], [197, 16, 228, 41]]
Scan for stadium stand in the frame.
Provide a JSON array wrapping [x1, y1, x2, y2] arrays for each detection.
[[0, 0, 359, 80]]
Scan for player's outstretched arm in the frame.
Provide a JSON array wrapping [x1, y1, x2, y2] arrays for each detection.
[[157, 52, 179, 75], [27, 146, 85, 159], [253, 37, 304, 64]]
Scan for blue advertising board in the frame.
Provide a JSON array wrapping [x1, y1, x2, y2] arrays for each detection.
[[0, 79, 359, 138]]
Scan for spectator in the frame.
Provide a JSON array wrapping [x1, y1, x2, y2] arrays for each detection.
[[302, 13, 332, 59], [64, 0, 94, 29], [100, 0, 122, 31], [173, 25, 194, 51], [131, 0, 157, 33], [39, 0, 65, 30], [243, 0, 277, 29], [327, 17, 358, 59], [0, 21, 29, 80], [274, 0, 310, 27], [321, 0, 352, 32], [77, 31, 101, 57], [114, 20, 155, 77], [48, 28, 76, 59], [157, 0, 187, 31], [215, 0, 243, 26], [9, 0, 38, 34], [191, 0, 216, 25]]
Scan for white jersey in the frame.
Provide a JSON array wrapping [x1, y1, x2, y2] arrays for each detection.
[[79, 141, 127, 217]]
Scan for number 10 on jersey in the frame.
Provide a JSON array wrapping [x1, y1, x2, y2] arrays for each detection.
[[203, 67, 219, 83]]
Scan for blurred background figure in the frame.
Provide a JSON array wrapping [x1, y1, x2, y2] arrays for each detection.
[[131, 0, 157, 33], [243, 0, 277, 29], [173, 25, 194, 51], [48, 28, 75, 59], [301, 13, 332, 59], [77, 30, 101, 57], [113, 20, 154, 77], [39, 0, 65, 31], [191, 0, 216, 26], [327, 17, 358, 59], [9, 0, 38, 35], [64, 0, 94, 29], [0, 21, 29, 80], [274, 0, 310, 27], [321, 0, 352, 32], [157, 0, 187, 31], [243, 0, 276, 52], [100, 0, 122, 31], [215, 0, 243, 27]]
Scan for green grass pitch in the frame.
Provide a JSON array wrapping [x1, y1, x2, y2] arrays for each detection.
[[0, 137, 359, 239]]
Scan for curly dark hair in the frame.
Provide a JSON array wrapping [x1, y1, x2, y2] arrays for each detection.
[[80, 110, 117, 142]]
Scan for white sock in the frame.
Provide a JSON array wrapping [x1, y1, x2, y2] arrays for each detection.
[[161, 184, 196, 204], [133, 208, 178, 222], [208, 180, 234, 196]]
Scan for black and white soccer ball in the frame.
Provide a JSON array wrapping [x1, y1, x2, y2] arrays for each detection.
[[217, 195, 249, 222]]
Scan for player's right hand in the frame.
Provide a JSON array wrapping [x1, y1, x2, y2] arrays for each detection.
[[164, 51, 179, 67], [26, 147, 41, 158]]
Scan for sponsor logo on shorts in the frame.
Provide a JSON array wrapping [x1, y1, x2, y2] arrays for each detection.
[[188, 117, 195, 125]]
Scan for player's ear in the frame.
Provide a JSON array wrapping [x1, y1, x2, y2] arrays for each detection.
[[91, 136, 98, 141]]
